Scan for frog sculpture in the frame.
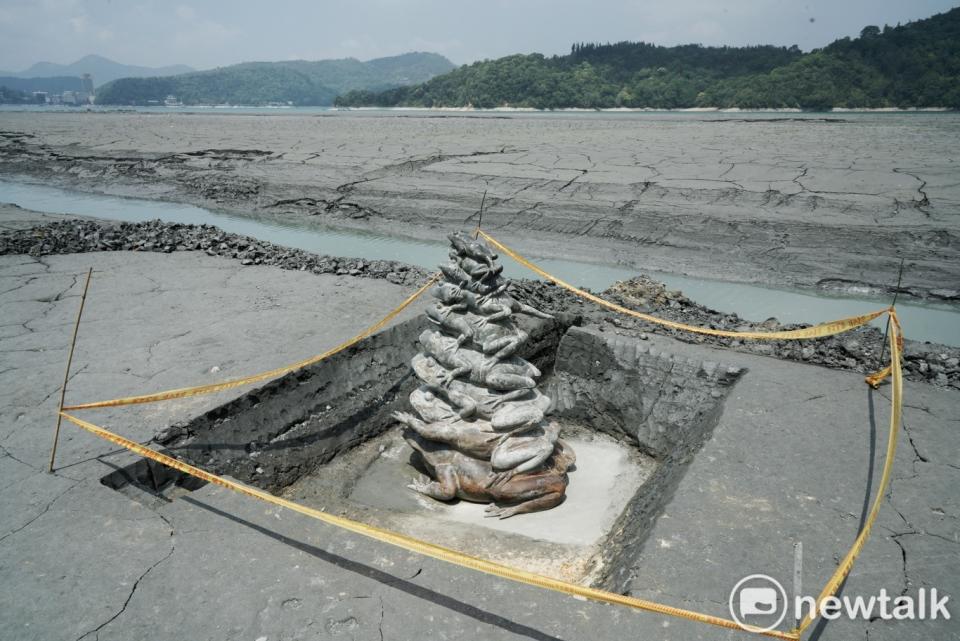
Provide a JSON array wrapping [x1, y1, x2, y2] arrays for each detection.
[[394, 231, 575, 518]]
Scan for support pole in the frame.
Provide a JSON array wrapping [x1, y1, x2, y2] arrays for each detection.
[[48, 266, 93, 473]]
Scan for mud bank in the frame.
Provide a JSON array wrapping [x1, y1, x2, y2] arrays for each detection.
[[3, 216, 957, 388], [1, 111, 958, 303]]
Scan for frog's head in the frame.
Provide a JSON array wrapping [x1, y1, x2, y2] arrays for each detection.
[[433, 282, 463, 304]]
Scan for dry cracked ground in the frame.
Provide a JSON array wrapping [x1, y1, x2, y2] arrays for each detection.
[[1, 210, 958, 640], [0, 111, 958, 301]]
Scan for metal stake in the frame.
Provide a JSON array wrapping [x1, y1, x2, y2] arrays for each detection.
[[48, 267, 93, 473], [793, 541, 803, 630]]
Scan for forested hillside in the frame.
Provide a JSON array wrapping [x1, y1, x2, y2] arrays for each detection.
[[336, 8, 960, 109], [0, 76, 84, 95]]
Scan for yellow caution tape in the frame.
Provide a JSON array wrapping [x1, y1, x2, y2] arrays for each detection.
[[793, 310, 903, 635], [59, 232, 909, 639], [478, 230, 887, 341], [63, 274, 439, 410], [476, 230, 907, 637], [60, 410, 800, 640], [865, 365, 891, 388]]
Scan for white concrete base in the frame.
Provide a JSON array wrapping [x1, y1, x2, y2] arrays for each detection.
[[348, 432, 654, 546]]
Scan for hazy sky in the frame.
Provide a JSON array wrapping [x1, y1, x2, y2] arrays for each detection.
[[1, 0, 957, 71]]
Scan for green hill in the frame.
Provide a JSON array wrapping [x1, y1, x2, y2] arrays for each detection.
[[0, 76, 84, 95], [95, 52, 454, 106], [699, 10, 960, 109], [336, 8, 960, 110]]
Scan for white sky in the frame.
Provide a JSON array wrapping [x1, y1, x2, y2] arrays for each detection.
[[1, 0, 957, 71]]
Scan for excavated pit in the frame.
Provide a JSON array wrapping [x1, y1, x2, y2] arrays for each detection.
[[101, 316, 743, 588]]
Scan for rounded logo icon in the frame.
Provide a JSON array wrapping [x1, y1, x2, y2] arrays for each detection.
[[729, 574, 788, 633]]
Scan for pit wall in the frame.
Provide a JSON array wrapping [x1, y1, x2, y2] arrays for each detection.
[[152, 318, 742, 594], [159, 313, 576, 492], [547, 326, 744, 591]]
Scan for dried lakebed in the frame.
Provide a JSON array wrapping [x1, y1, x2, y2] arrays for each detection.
[[1, 110, 958, 305]]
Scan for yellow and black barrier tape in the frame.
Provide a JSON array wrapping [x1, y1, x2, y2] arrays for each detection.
[[62, 273, 440, 411], [60, 410, 800, 640]]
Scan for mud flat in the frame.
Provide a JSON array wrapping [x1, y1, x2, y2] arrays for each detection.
[[1, 111, 958, 303]]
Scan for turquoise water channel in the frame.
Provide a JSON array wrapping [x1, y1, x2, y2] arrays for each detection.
[[2, 179, 956, 346]]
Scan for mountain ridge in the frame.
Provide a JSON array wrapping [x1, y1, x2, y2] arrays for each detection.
[[0, 54, 194, 85], [94, 52, 455, 106]]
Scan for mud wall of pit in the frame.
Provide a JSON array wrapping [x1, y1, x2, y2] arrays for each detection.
[[158, 313, 577, 493], [547, 326, 745, 592]]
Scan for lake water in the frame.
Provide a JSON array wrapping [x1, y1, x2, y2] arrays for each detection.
[[1, 179, 957, 346], [1, 104, 955, 123]]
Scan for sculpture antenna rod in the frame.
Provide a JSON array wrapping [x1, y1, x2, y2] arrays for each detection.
[[48, 266, 93, 473], [474, 189, 487, 239], [877, 257, 905, 371]]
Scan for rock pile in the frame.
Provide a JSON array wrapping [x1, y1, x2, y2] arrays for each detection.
[[0, 219, 430, 286]]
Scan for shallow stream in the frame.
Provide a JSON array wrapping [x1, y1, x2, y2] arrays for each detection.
[[2, 179, 957, 346]]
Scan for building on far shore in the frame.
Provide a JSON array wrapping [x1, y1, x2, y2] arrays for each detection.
[[57, 90, 93, 105], [21, 73, 96, 105]]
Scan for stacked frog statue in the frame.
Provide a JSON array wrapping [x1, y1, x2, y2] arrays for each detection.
[[392, 231, 576, 519]]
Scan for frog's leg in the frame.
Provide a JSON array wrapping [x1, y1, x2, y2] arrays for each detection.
[[484, 491, 565, 519], [485, 388, 532, 409], [490, 404, 544, 431], [490, 432, 554, 473], [402, 416, 498, 460], [515, 302, 553, 320], [480, 334, 523, 361], [439, 365, 471, 387], [420, 383, 478, 419], [484, 371, 536, 391], [408, 464, 458, 501], [397, 410, 459, 441], [485, 426, 557, 488]]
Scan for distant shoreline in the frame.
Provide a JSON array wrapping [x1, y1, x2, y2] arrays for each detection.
[[347, 106, 956, 113], [0, 104, 956, 114]]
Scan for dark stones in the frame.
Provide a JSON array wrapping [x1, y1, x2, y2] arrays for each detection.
[[0, 218, 431, 287]]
